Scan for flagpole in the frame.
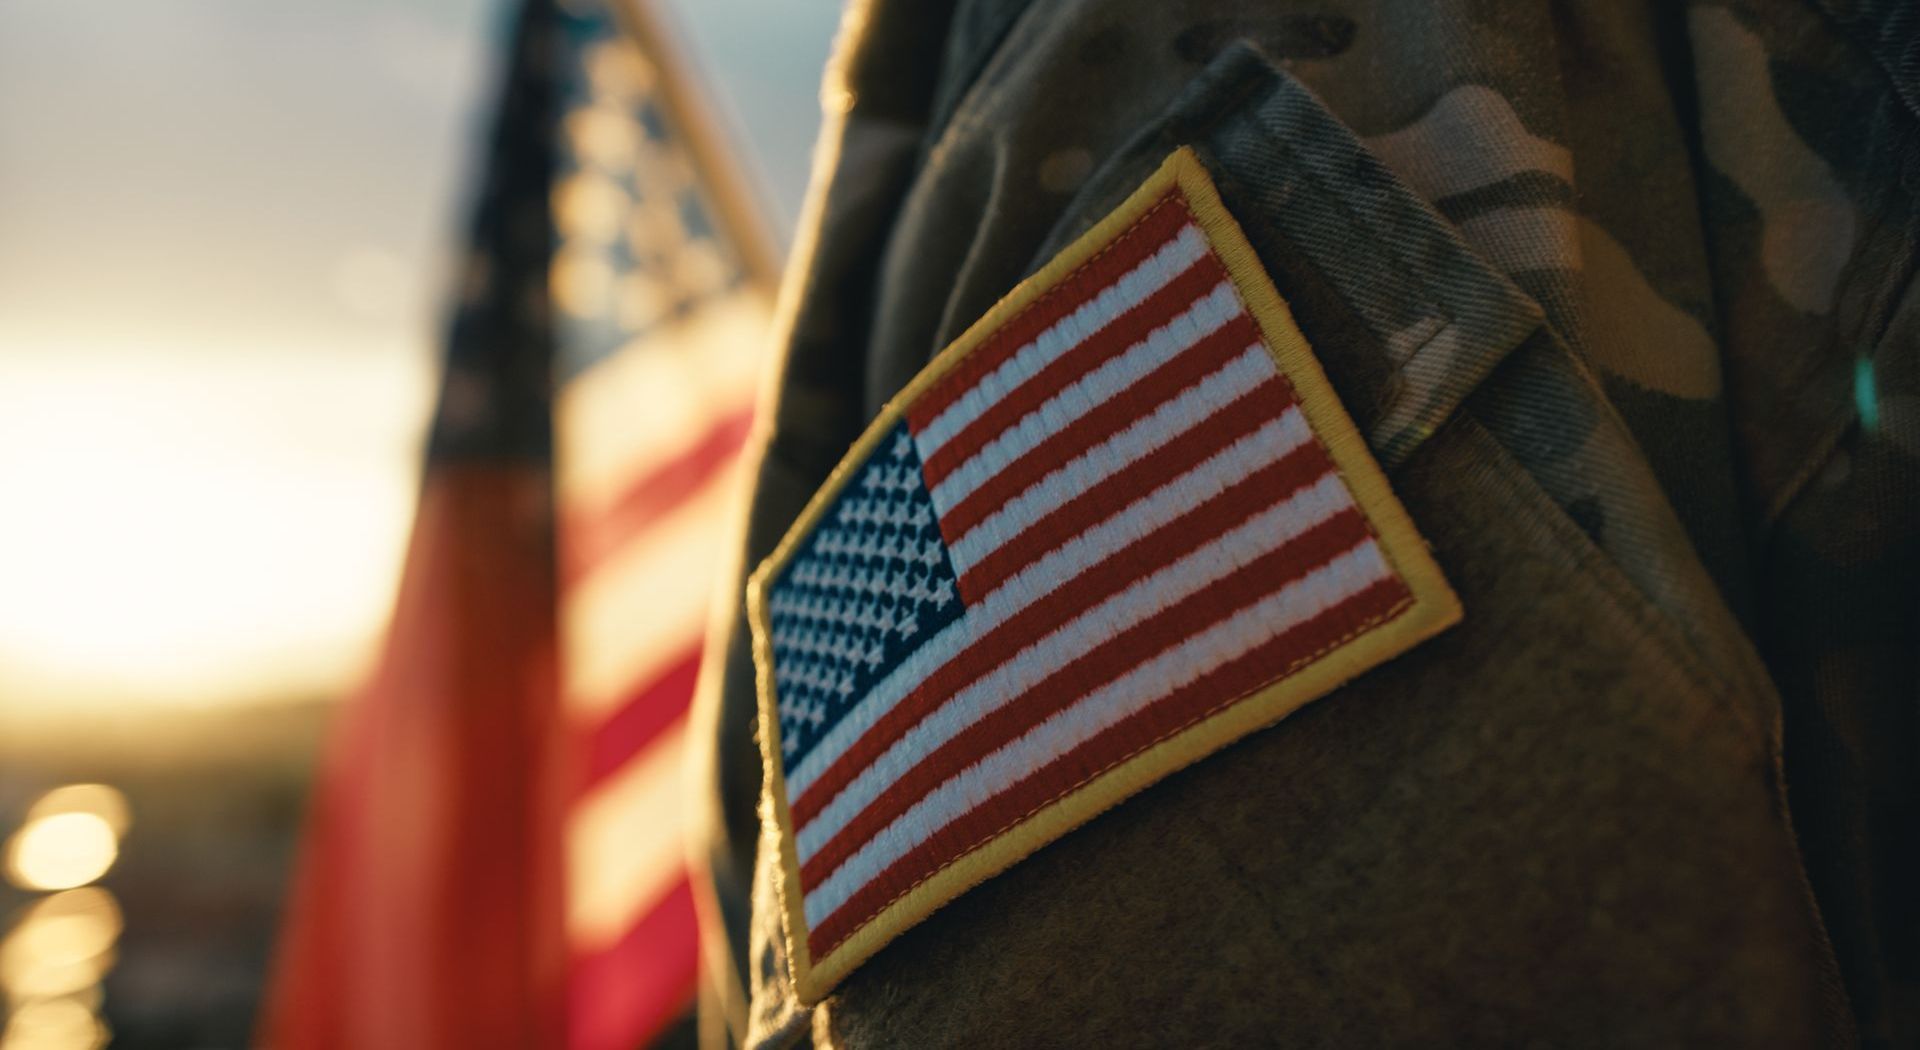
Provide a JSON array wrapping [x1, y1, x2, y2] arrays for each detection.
[[608, 0, 785, 292]]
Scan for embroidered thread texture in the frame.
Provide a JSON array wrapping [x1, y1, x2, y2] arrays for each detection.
[[763, 189, 1417, 959]]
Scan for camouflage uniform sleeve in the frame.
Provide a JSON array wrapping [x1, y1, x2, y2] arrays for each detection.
[[1688, 2, 1920, 1043], [699, 0, 1919, 1045]]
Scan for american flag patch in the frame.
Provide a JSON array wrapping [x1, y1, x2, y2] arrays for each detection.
[[749, 148, 1461, 1000]]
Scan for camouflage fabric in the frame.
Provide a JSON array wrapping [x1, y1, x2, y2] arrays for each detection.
[[687, 1, 1919, 1045]]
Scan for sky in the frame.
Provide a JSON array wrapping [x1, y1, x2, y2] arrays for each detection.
[[0, 0, 840, 714]]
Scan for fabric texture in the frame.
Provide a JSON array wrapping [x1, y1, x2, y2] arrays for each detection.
[[691, 0, 1920, 1045]]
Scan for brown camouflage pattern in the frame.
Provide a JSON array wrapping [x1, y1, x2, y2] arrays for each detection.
[[685, 1, 1918, 1045]]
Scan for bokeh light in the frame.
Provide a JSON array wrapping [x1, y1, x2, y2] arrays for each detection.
[[4, 814, 118, 893], [23, 787, 130, 838], [0, 995, 110, 1050], [1, 889, 122, 1001], [5, 785, 128, 892]]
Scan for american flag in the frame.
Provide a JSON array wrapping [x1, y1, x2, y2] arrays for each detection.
[[266, 1, 774, 1046], [755, 162, 1454, 983]]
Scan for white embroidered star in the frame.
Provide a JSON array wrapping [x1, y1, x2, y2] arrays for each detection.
[[931, 578, 955, 608], [892, 431, 914, 460]]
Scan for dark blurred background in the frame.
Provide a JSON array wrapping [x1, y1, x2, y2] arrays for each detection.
[[0, 2, 838, 1045]]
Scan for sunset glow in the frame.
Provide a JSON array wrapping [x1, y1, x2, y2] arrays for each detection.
[[0, 347, 433, 710]]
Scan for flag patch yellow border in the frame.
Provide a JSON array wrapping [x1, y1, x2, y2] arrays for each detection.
[[747, 147, 1461, 1003]]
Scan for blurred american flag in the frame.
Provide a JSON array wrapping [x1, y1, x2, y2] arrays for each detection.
[[264, 1, 774, 1046]]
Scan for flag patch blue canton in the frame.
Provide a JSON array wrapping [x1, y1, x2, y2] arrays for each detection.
[[767, 423, 965, 769]]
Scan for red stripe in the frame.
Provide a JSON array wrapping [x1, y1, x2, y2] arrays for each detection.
[[941, 314, 1263, 539], [809, 576, 1412, 955], [907, 194, 1191, 429], [561, 407, 754, 588], [918, 252, 1229, 487], [262, 468, 571, 1050], [960, 379, 1304, 599], [576, 645, 702, 796], [788, 397, 1314, 829], [799, 507, 1376, 890], [567, 876, 698, 1050]]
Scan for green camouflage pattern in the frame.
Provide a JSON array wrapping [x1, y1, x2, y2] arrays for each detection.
[[686, 1, 1918, 1045]]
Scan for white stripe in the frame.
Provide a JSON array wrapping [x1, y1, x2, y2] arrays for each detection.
[[783, 346, 1281, 800], [951, 342, 1276, 564], [564, 462, 741, 715], [795, 469, 1356, 862], [567, 719, 689, 950], [803, 538, 1393, 926], [916, 224, 1209, 454], [926, 281, 1242, 515]]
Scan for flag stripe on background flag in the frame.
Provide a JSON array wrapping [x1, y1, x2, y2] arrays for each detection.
[[569, 878, 701, 1050], [562, 407, 754, 588], [580, 646, 702, 791], [764, 191, 1415, 958]]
